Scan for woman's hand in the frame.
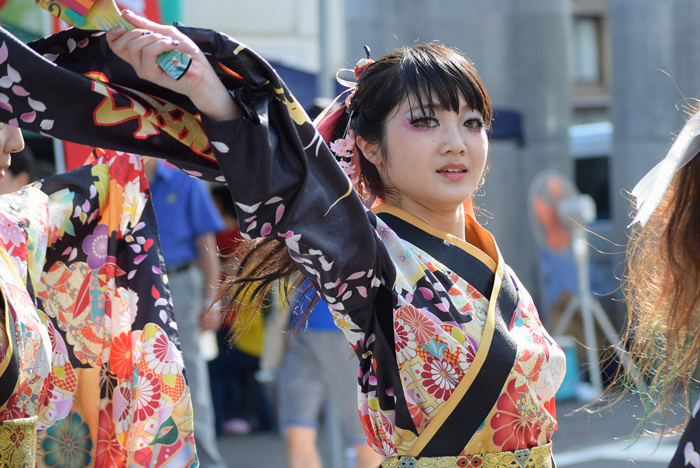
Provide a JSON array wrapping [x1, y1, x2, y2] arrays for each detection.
[[106, 10, 241, 122]]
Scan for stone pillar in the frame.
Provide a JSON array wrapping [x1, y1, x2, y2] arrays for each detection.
[[609, 0, 700, 251]]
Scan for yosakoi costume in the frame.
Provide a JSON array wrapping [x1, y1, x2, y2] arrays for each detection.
[[0, 152, 198, 467], [0, 25, 565, 467]]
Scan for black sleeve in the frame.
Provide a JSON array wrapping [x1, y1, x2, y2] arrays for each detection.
[[0, 26, 389, 312]]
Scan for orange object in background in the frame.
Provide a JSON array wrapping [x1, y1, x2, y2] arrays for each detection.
[[533, 196, 571, 252]]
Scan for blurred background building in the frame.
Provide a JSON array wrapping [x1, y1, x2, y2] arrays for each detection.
[[4, 0, 700, 327]]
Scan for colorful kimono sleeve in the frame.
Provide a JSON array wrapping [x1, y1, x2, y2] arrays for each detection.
[[193, 32, 389, 311], [0, 152, 198, 467], [0, 26, 389, 313], [198, 114, 386, 312]]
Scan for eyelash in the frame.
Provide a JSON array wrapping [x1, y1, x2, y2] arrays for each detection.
[[409, 116, 488, 131]]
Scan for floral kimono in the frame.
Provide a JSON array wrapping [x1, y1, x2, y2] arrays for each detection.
[[0, 25, 565, 465], [0, 151, 197, 467]]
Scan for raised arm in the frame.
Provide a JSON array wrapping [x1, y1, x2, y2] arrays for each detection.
[[0, 18, 388, 312]]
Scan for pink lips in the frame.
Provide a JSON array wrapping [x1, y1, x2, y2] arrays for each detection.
[[436, 163, 468, 181]]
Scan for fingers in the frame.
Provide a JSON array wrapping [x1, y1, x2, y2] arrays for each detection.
[[107, 28, 180, 80], [105, 11, 201, 81], [102, 11, 239, 119], [105, 22, 128, 44], [120, 10, 196, 54], [110, 31, 154, 69], [106, 10, 184, 48], [120, 9, 173, 36], [129, 32, 179, 73]]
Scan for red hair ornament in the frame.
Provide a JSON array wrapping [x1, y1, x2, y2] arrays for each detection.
[[316, 47, 374, 191]]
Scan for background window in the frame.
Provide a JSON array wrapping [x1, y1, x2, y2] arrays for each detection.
[[571, 16, 602, 84]]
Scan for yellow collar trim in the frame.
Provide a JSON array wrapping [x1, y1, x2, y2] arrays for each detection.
[[371, 205, 497, 273]]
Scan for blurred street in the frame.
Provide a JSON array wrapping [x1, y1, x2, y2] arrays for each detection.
[[215, 396, 683, 468]]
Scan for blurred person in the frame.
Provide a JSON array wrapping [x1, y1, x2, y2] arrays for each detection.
[[208, 186, 274, 435], [0, 144, 36, 194], [211, 185, 242, 256], [279, 282, 384, 468], [625, 108, 700, 467], [209, 298, 275, 435], [143, 156, 227, 468], [0, 127, 198, 466], [0, 14, 566, 467]]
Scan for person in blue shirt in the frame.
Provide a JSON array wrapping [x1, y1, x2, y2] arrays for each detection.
[[143, 156, 226, 468]]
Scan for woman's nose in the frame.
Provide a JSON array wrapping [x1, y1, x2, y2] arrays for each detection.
[[440, 123, 467, 155], [3, 126, 24, 154]]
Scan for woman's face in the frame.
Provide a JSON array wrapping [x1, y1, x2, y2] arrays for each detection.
[[367, 94, 488, 216], [0, 123, 24, 181]]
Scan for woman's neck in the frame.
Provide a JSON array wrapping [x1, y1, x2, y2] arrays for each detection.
[[383, 198, 466, 241]]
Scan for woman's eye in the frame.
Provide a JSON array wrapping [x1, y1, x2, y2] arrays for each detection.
[[411, 117, 438, 128], [465, 118, 485, 130]]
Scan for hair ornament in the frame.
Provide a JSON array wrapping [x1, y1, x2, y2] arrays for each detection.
[[319, 46, 375, 186], [630, 109, 700, 227], [329, 132, 355, 158], [354, 45, 373, 80], [334, 45, 374, 92], [329, 129, 359, 185]]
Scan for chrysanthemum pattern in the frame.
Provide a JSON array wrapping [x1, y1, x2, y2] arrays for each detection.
[[395, 317, 418, 365], [0, 151, 197, 467], [420, 356, 460, 402], [490, 380, 541, 452], [133, 372, 161, 423]]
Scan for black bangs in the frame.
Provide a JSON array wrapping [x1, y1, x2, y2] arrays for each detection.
[[394, 44, 492, 123]]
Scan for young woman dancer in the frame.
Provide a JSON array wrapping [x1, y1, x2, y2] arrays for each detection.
[[0, 11, 565, 467]]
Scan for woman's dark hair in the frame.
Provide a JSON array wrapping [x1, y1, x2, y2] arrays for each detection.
[[217, 43, 492, 337]]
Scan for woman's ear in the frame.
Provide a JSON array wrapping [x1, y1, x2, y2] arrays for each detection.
[[355, 135, 382, 167], [15, 172, 29, 188]]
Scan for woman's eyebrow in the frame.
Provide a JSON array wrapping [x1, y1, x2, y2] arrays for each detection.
[[408, 103, 475, 114], [407, 102, 441, 114]]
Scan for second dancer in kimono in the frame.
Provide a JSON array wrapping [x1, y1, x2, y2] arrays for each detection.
[[0, 10, 566, 467], [0, 130, 198, 467]]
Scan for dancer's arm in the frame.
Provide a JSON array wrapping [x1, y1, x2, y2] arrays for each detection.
[[105, 14, 390, 313]]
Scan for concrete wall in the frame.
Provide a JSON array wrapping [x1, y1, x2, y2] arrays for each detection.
[[609, 0, 700, 251], [182, 0, 330, 73], [345, 0, 573, 297]]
